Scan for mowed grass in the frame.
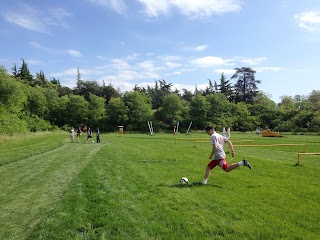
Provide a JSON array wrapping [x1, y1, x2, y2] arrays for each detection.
[[0, 132, 319, 239]]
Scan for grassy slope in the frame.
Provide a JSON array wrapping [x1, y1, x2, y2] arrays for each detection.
[[0, 132, 105, 239], [0, 132, 319, 239]]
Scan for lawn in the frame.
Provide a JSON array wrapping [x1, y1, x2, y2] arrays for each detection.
[[0, 131, 319, 239]]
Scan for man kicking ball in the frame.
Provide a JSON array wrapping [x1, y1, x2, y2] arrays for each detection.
[[202, 125, 252, 185]]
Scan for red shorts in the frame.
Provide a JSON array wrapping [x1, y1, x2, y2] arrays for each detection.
[[207, 159, 229, 170]]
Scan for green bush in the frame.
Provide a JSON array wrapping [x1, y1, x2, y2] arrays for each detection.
[[0, 111, 28, 135], [24, 114, 52, 132]]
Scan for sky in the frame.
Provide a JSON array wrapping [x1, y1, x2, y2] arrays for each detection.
[[1, 0, 320, 103]]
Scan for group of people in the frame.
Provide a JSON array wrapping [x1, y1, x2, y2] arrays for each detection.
[[69, 126, 100, 143]]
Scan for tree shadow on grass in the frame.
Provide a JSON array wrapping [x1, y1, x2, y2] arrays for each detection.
[[157, 182, 223, 188]]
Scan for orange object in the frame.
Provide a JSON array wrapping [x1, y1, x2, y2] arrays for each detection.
[[261, 131, 283, 137]]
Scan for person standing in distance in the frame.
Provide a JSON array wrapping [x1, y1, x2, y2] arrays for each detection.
[[96, 127, 100, 143], [76, 126, 82, 143], [70, 127, 75, 143], [86, 127, 93, 143], [202, 125, 252, 185]]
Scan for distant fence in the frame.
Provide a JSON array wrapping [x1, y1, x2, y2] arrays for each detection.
[[233, 143, 306, 153], [194, 140, 255, 147]]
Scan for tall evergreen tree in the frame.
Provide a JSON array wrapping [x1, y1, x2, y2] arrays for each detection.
[[181, 88, 193, 102], [35, 70, 47, 87], [214, 80, 219, 92], [231, 67, 261, 103], [100, 84, 120, 104], [74, 79, 100, 101], [11, 64, 18, 78], [218, 72, 234, 101], [147, 80, 173, 109], [18, 59, 34, 86], [76, 67, 82, 84], [202, 79, 215, 96]]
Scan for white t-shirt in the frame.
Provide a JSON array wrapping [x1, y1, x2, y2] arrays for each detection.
[[210, 131, 228, 160], [70, 129, 74, 137]]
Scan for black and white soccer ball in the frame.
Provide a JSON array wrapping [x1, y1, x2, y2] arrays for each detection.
[[180, 177, 188, 184]]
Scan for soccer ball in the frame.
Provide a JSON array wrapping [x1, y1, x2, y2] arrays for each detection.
[[180, 177, 188, 184]]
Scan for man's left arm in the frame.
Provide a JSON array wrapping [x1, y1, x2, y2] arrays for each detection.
[[226, 139, 235, 158]]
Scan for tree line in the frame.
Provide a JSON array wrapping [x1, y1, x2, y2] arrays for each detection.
[[1, 60, 320, 135]]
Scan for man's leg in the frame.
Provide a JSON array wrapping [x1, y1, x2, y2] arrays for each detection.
[[202, 166, 211, 184], [225, 160, 252, 172], [225, 162, 239, 172]]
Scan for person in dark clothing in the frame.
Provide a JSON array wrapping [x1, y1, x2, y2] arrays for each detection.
[[96, 127, 100, 143], [86, 127, 93, 143]]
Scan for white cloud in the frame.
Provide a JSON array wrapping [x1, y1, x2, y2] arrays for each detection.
[[96, 55, 109, 60], [52, 68, 78, 77], [138, 61, 156, 69], [25, 59, 44, 66], [137, 61, 165, 72], [3, 4, 71, 34], [110, 59, 133, 70], [191, 56, 234, 67], [98, 69, 159, 83], [29, 41, 44, 49], [240, 57, 267, 65], [172, 83, 195, 91], [214, 66, 285, 75], [88, 0, 127, 15], [138, 0, 241, 18], [50, 68, 104, 79], [88, 55, 164, 86], [29, 42, 82, 57], [194, 45, 208, 51], [172, 0, 241, 18], [4, 6, 48, 33], [295, 11, 320, 31], [160, 55, 182, 61], [47, 8, 71, 28], [103, 71, 139, 81], [254, 67, 286, 72], [28, 41, 57, 54], [214, 68, 236, 75], [138, 0, 171, 17], [65, 50, 82, 57], [166, 62, 181, 68], [50, 52, 283, 92]]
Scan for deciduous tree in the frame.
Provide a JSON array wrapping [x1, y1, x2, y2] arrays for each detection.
[[189, 94, 210, 129], [155, 93, 187, 127], [123, 91, 152, 131]]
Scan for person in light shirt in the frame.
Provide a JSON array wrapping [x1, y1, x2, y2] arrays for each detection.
[[69, 127, 75, 143], [202, 125, 252, 185]]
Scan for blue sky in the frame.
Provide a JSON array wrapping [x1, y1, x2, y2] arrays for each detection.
[[1, 0, 320, 103]]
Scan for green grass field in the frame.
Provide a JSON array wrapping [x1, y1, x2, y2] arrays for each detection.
[[0, 131, 319, 239]]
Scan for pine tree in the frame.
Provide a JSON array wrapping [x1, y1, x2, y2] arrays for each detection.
[[231, 67, 261, 103], [18, 59, 34, 85], [218, 72, 234, 101]]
